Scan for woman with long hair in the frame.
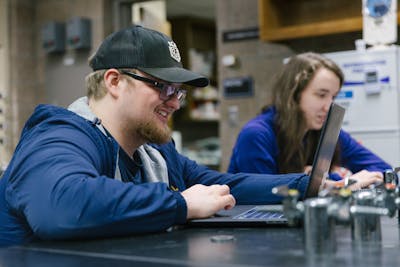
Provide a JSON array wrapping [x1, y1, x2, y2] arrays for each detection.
[[228, 52, 391, 184]]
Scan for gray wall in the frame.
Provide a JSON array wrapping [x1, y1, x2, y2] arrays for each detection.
[[36, 0, 114, 107], [44, 51, 91, 107], [8, 0, 38, 162], [4, 0, 113, 161]]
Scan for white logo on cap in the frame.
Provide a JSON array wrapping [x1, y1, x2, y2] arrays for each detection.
[[168, 41, 181, 62]]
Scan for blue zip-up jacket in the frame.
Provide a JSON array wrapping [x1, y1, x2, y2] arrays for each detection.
[[0, 104, 309, 246], [228, 107, 392, 179]]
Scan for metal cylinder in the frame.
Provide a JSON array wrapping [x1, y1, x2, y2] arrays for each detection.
[[303, 197, 336, 255], [351, 191, 382, 242]]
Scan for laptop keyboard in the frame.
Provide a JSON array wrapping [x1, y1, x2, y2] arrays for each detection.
[[233, 207, 285, 220]]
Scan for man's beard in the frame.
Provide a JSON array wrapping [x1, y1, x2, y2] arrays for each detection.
[[136, 120, 172, 144]]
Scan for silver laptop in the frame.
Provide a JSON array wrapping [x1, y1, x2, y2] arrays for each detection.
[[188, 103, 345, 227]]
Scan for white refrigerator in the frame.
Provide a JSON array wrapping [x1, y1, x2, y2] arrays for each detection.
[[325, 46, 400, 167]]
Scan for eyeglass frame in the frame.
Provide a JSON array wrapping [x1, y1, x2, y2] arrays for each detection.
[[119, 70, 187, 103]]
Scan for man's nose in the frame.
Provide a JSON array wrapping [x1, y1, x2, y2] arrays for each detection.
[[165, 96, 181, 110]]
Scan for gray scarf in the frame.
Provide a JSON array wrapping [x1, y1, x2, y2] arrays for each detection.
[[68, 97, 169, 185]]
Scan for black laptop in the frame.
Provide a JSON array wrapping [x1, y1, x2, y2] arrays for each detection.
[[188, 103, 346, 227]]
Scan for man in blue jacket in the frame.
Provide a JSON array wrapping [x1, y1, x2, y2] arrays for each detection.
[[0, 26, 381, 246]]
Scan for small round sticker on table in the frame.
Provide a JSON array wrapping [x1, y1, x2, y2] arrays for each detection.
[[210, 235, 236, 243]]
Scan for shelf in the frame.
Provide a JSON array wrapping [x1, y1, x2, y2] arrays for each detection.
[[170, 16, 219, 169], [261, 17, 363, 41], [258, 0, 400, 41]]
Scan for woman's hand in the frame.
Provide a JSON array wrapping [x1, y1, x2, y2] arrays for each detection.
[[346, 170, 383, 190], [325, 170, 383, 190], [304, 165, 312, 175]]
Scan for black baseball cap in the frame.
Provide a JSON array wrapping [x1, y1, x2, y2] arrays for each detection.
[[89, 25, 209, 87]]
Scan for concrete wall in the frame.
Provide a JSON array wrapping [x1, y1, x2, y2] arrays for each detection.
[[5, 0, 113, 162], [8, 0, 37, 163], [0, 0, 11, 166], [35, 0, 113, 107]]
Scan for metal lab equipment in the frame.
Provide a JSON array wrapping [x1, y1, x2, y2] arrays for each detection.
[[274, 170, 400, 256]]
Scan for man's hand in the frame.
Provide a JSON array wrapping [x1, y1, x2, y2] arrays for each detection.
[[181, 184, 236, 219]]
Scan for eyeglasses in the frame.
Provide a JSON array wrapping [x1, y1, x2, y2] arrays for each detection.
[[120, 70, 187, 103]]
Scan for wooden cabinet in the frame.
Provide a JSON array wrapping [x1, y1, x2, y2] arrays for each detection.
[[258, 0, 400, 41]]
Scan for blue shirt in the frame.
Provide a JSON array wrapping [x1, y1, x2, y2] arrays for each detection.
[[228, 107, 392, 179]]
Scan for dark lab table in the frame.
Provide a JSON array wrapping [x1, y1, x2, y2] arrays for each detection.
[[0, 217, 399, 267]]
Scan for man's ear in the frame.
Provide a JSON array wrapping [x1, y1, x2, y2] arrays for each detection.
[[104, 69, 122, 98]]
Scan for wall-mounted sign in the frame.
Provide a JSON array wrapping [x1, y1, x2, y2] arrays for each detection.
[[222, 27, 259, 42], [223, 76, 254, 98]]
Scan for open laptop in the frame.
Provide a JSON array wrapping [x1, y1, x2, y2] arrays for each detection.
[[188, 103, 345, 227]]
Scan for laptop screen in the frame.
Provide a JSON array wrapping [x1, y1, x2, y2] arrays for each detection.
[[305, 103, 345, 198]]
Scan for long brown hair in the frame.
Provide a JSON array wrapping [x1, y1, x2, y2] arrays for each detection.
[[263, 52, 344, 173]]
